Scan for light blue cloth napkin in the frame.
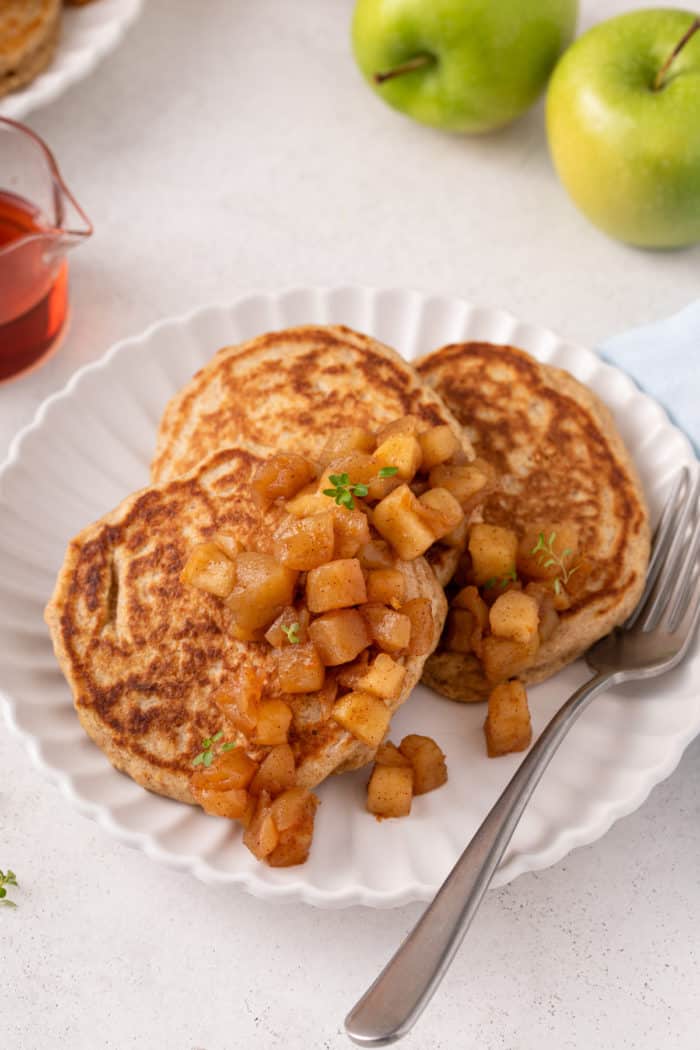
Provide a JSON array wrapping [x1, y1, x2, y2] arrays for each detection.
[[600, 300, 700, 454]]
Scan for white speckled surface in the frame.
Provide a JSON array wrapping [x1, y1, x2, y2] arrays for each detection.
[[1, 1, 698, 1046]]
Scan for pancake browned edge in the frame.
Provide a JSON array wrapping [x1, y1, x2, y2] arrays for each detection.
[[151, 324, 477, 586], [417, 342, 650, 700], [45, 444, 447, 805], [0, 0, 61, 98]]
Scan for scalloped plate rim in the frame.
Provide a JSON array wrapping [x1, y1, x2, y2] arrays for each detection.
[[0, 285, 698, 909]]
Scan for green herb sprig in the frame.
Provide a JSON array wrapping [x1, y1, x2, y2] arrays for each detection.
[[192, 731, 237, 768], [0, 870, 18, 908], [281, 622, 301, 644], [323, 466, 398, 510], [530, 531, 580, 595], [323, 473, 368, 510]]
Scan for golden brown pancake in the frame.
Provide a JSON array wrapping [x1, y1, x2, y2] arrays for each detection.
[[0, 0, 61, 98], [151, 325, 476, 586], [417, 342, 650, 699], [152, 325, 473, 482], [45, 444, 447, 803]]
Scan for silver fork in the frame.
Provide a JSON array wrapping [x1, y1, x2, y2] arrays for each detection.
[[346, 465, 700, 1047]]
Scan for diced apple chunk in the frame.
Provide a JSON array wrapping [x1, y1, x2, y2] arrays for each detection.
[[285, 488, 330, 518], [226, 553, 298, 631], [273, 512, 335, 570], [215, 667, 262, 735], [375, 740, 412, 768], [252, 453, 316, 508], [468, 524, 518, 586], [181, 542, 236, 598], [287, 677, 338, 731], [229, 621, 265, 643], [356, 653, 407, 700], [489, 590, 540, 645], [516, 523, 579, 581], [308, 609, 371, 666], [210, 747, 258, 789], [306, 558, 367, 612], [276, 642, 325, 693], [333, 507, 371, 558], [400, 598, 434, 656], [428, 463, 489, 508], [481, 635, 539, 684], [317, 453, 377, 493], [243, 793, 279, 859], [212, 532, 243, 561], [484, 680, 532, 757], [373, 484, 436, 560], [362, 604, 412, 653], [417, 425, 461, 470], [319, 449, 402, 501], [319, 427, 375, 465], [480, 579, 523, 608], [374, 432, 422, 481], [453, 585, 489, 630], [191, 746, 258, 794], [249, 744, 296, 796], [375, 416, 423, 443], [366, 568, 406, 606], [271, 786, 315, 831], [525, 582, 560, 643], [336, 651, 370, 689], [379, 413, 423, 443], [367, 764, 413, 818], [264, 606, 310, 648], [332, 691, 391, 748], [255, 699, 293, 746], [417, 487, 464, 540], [357, 540, 395, 570], [399, 735, 447, 795], [268, 830, 313, 868], [239, 794, 257, 829], [442, 517, 469, 550], [267, 789, 319, 867], [191, 784, 250, 820], [444, 608, 475, 653]]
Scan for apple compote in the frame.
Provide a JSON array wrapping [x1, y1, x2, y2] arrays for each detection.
[[180, 415, 485, 865]]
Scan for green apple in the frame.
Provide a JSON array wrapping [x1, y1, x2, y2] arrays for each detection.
[[546, 10, 700, 248], [352, 0, 579, 134]]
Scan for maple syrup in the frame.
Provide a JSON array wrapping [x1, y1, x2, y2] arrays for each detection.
[[0, 189, 69, 384]]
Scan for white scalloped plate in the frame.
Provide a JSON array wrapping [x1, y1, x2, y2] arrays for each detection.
[[0, 0, 143, 121], [1, 287, 698, 909]]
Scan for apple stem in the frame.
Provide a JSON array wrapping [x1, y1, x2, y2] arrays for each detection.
[[653, 16, 700, 91], [373, 55, 433, 85]]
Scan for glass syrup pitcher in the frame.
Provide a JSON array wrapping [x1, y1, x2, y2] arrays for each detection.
[[0, 117, 92, 384]]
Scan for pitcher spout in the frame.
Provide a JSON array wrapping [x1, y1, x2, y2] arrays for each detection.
[[0, 117, 93, 383], [53, 165, 93, 252], [0, 116, 93, 256]]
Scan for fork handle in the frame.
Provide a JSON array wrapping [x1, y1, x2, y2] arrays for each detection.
[[345, 671, 614, 1047]]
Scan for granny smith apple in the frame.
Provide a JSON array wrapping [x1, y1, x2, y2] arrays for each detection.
[[352, 0, 579, 134], [547, 9, 700, 248]]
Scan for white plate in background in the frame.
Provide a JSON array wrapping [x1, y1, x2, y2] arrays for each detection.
[[0, 0, 143, 121], [0, 286, 697, 908]]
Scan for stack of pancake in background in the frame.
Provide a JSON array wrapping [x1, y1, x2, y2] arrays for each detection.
[[0, 0, 100, 99]]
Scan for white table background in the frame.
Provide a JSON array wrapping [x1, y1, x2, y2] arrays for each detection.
[[1, 1, 699, 1047]]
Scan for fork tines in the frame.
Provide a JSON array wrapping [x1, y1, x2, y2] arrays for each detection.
[[630, 465, 700, 637]]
